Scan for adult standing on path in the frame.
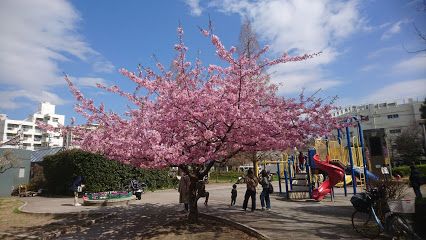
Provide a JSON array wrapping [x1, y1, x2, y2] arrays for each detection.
[[259, 170, 271, 211], [178, 172, 191, 211], [242, 169, 258, 211], [298, 151, 305, 172], [410, 164, 423, 199], [71, 176, 84, 206]]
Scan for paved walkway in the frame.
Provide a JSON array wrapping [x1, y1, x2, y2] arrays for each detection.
[[18, 182, 423, 239]]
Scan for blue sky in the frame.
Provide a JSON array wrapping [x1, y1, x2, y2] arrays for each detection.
[[0, 0, 425, 124]]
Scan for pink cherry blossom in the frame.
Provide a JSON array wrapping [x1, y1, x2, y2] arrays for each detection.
[[59, 26, 338, 172]]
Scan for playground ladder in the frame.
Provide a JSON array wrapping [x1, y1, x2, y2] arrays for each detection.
[[358, 170, 366, 190], [288, 173, 310, 199]]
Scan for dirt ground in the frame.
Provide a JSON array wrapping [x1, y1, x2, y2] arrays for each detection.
[[0, 198, 57, 232], [0, 198, 258, 239]]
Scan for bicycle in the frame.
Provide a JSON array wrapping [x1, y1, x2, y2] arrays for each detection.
[[350, 186, 421, 239]]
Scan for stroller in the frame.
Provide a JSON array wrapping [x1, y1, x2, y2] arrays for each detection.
[[130, 179, 146, 200]]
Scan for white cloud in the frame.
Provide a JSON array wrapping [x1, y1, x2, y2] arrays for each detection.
[[270, 69, 341, 94], [367, 46, 401, 59], [0, 89, 66, 110], [92, 60, 115, 73], [381, 20, 409, 40], [363, 79, 426, 103], [392, 55, 426, 75], [73, 77, 107, 88], [184, 0, 203, 16], [0, 0, 110, 111], [209, 0, 363, 94]]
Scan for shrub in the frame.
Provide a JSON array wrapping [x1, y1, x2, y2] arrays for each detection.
[[28, 163, 46, 191], [393, 164, 426, 177], [368, 178, 408, 219], [42, 149, 177, 195]]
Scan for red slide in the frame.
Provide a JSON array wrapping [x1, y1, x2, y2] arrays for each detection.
[[312, 154, 345, 201]]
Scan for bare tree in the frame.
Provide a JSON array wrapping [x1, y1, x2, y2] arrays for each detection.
[[394, 125, 425, 164], [238, 19, 260, 58], [0, 150, 21, 173], [405, 1, 426, 53]]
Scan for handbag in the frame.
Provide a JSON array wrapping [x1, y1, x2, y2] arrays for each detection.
[[268, 182, 274, 194]]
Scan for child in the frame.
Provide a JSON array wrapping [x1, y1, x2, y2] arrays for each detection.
[[231, 184, 237, 206]]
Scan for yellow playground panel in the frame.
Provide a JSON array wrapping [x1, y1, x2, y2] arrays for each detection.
[[315, 138, 368, 188], [335, 175, 352, 187], [258, 152, 288, 177], [314, 138, 366, 169]]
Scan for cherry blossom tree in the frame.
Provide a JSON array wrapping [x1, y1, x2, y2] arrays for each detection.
[[64, 26, 337, 222]]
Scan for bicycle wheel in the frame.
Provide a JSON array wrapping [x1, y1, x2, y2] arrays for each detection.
[[387, 214, 420, 240], [351, 210, 382, 239]]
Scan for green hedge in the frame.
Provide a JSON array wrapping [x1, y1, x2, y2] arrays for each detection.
[[393, 164, 426, 177], [209, 171, 244, 183], [209, 171, 276, 183], [42, 149, 177, 195]]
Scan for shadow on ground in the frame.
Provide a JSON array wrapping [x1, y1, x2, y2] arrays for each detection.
[[16, 204, 256, 240], [205, 203, 371, 240]]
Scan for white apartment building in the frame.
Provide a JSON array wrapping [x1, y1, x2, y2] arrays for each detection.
[[333, 98, 424, 160], [0, 102, 65, 150]]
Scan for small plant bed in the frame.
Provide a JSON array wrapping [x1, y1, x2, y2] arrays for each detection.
[[83, 191, 133, 206]]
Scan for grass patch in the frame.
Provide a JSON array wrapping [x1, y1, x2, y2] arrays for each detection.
[[0, 197, 56, 232], [13, 207, 21, 214], [209, 171, 244, 183]]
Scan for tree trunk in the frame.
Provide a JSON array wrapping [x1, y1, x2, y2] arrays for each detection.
[[187, 177, 199, 223], [252, 153, 259, 178]]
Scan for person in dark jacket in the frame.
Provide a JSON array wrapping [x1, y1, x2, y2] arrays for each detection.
[[231, 184, 237, 206], [71, 176, 85, 206], [410, 165, 423, 199], [259, 170, 271, 210], [298, 151, 305, 172], [242, 169, 258, 211]]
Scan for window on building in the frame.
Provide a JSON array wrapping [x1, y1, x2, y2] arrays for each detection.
[[7, 124, 19, 130], [52, 117, 59, 122], [6, 133, 17, 140], [389, 129, 401, 134], [387, 114, 399, 119], [18, 168, 25, 178], [22, 125, 32, 131]]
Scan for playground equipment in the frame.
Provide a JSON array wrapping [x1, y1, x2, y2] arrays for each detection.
[[255, 116, 384, 201], [313, 119, 381, 196], [311, 154, 345, 201], [335, 175, 352, 188], [257, 151, 312, 200]]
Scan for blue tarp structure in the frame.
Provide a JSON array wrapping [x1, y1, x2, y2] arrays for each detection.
[[0, 147, 63, 196], [30, 147, 63, 163]]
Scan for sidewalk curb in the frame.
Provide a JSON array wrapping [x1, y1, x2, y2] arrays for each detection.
[[18, 200, 109, 217], [199, 213, 270, 240]]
